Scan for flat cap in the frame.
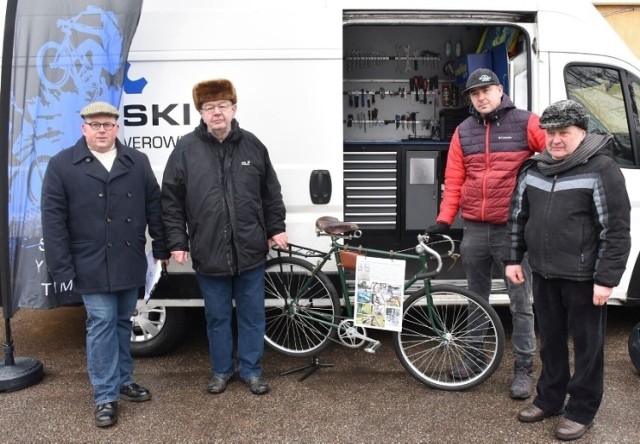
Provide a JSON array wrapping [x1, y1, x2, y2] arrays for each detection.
[[80, 101, 120, 118]]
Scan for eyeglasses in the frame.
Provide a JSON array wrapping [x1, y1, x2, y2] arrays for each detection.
[[85, 121, 116, 131], [201, 102, 234, 114]]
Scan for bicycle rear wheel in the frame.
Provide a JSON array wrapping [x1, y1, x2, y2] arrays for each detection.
[[264, 257, 340, 358], [392, 284, 505, 391]]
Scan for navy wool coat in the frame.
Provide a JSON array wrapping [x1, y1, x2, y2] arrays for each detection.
[[41, 137, 169, 294]]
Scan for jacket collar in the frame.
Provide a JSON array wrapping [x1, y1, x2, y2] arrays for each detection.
[[195, 118, 242, 145], [470, 94, 516, 125], [71, 137, 135, 182]]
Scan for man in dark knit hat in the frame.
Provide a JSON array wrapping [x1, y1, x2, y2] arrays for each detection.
[[161, 79, 288, 396], [504, 99, 631, 440]]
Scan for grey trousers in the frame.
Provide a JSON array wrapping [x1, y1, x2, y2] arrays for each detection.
[[460, 220, 536, 366]]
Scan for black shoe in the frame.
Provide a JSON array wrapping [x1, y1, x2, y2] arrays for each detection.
[[244, 376, 269, 395], [207, 374, 231, 394], [120, 382, 151, 402], [94, 401, 117, 428]]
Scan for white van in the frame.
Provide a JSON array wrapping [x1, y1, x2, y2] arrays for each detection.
[[4, 0, 640, 355]]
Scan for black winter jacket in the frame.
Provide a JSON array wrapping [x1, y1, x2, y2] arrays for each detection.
[[503, 137, 631, 287], [161, 119, 286, 276]]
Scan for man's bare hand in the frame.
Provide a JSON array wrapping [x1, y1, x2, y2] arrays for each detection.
[[171, 251, 189, 266], [269, 232, 288, 250], [505, 264, 525, 284]]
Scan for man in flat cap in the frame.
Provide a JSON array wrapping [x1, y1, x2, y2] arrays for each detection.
[[505, 99, 630, 440], [41, 101, 170, 427], [162, 79, 287, 396]]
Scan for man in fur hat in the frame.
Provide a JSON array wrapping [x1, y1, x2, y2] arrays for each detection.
[[161, 79, 288, 395]]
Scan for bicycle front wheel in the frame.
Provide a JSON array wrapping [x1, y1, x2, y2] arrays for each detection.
[[264, 257, 340, 358], [392, 284, 505, 391]]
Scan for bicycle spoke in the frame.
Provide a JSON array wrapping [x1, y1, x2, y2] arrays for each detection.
[[393, 285, 505, 391], [264, 257, 340, 357]]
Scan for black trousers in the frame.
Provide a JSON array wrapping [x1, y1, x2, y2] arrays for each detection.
[[531, 274, 607, 425]]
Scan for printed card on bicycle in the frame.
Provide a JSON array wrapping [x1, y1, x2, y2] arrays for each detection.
[[354, 255, 405, 332]]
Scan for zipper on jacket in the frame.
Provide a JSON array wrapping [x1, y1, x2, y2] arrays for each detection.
[[481, 122, 491, 221], [580, 221, 586, 264], [541, 174, 558, 278], [217, 144, 237, 275]]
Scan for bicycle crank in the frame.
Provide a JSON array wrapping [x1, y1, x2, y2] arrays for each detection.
[[337, 320, 381, 353]]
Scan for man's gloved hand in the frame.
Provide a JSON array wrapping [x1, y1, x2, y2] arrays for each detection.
[[425, 222, 450, 234]]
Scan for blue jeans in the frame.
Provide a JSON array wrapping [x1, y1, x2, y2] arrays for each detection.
[[460, 220, 536, 366], [82, 289, 138, 405], [197, 264, 266, 380]]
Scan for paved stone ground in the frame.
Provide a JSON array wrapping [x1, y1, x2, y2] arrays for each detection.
[[1, 305, 639, 443]]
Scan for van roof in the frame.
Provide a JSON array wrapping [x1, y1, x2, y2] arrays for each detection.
[[130, 0, 639, 70]]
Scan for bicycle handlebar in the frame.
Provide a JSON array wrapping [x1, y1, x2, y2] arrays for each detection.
[[272, 224, 456, 279], [416, 233, 455, 278]]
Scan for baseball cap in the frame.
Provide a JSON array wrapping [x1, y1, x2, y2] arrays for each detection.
[[463, 68, 501, 94]]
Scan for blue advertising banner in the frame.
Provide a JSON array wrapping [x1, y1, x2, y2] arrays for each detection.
[[5, 0, 143, 315]]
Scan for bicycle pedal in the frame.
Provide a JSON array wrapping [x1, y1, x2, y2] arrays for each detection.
[[364, 341, 381, 354]]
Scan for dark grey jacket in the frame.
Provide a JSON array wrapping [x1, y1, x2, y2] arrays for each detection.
[[504, 138, 631, 287], [41, 137, 169, 294], [161, 119, 286, 276]]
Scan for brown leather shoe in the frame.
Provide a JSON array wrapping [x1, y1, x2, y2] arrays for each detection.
[[517, 403, 564, 423], [556, 418, 592, 441]]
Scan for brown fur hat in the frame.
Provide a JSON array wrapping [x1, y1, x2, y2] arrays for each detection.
[[192, 79, 237, 109]]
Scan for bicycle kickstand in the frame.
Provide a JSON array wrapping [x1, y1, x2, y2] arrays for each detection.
[[280, 356, 335, 381]]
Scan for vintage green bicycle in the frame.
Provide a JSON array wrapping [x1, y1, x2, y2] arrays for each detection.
[[264, 216, 505, 390]]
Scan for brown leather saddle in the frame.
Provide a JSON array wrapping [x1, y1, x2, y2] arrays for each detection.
[[315, 216, 359, 235]]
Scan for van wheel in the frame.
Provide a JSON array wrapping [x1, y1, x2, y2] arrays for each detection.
[[130, 306, 188, 357]]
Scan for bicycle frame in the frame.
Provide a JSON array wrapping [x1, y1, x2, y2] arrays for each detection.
[[272, 231, 451, 333], [266, 222, 505, 389]]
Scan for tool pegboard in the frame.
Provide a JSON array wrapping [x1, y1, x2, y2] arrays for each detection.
[[343, 25, 483, 142]]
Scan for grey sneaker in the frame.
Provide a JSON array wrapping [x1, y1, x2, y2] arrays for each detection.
[[510, 363, 533, 399]]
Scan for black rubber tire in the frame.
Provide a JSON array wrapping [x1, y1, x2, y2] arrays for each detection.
[[264, 256, 340, 358], [628, 321, 640, 374], [392, 284, 505, 391]]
